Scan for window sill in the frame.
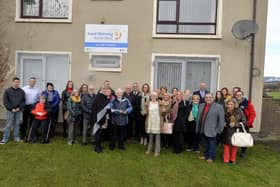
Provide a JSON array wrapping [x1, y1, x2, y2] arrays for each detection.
[[152, 33, 222, 39], [15, 18, 72, 23], [89, 68, 122, 72]]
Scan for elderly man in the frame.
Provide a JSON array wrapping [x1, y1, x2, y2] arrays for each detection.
[[196, 93, 224, 163], [123, 84, 135, 141], [193, 83, 209, 103]]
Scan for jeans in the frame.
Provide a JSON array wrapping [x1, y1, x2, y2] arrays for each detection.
[[82, 117, 91, 144], [2, 111, 21, 142], [201, 134, 217, 160], [147, 134, 161, 154]]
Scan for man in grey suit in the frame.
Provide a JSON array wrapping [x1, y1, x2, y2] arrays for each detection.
[[196, 93, 225, 163]]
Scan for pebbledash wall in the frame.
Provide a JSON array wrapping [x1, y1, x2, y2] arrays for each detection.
[[0, 0, 268, 132]]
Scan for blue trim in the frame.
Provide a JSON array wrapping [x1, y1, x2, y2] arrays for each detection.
[[84, 42, 128, 48]]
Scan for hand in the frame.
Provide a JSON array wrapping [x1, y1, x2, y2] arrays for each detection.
[[12, 109, 17, 112], [16, 108, 20, 112], [229, 123, 235, 128], [37, 112, 43, 116]]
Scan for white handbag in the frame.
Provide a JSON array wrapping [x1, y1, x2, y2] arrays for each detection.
[[231, 122, 254, 147]]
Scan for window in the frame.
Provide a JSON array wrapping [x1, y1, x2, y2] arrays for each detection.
[[89, 54, 122, 72], [16, 51, 71, 93], [156, 0, 218, 35], [153, 55, 219, 92]]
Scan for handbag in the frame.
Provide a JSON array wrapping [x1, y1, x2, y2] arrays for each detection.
[[231, 122, 254, 147], [161, 116, 174, 134]]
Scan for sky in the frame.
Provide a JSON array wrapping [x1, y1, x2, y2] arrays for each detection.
[[264, 0, 280, 77]]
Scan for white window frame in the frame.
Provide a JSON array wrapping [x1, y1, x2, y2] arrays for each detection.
[[89, 53, 122, 72], [15, 50, 72, 89], [151, 53, 221, 92], [152, 0, 223, 39], [15, 0, 73, 23]]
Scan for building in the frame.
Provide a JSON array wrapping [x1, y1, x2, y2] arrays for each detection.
[[0, 0, 268, 132]]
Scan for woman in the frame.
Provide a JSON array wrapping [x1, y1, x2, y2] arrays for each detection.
[[221, 87, 232, 102], [30, 95, 51, 143], [172, 91, 187, 154], [41, 82, 60, 137], [67, 89, 82, 145], [158, 86, 167, 101], [61, 81, 74, 137], [171, 87, 179, 106], [215, 90, 225, 107], [110, 88, 132, 150], [145, 92, 162, 157], [185, 94, 200, 152], [159, 92, 172, 148], [79, 84, 88, 136], [222, 99, 247, 164], [140, 83, 150, 145]]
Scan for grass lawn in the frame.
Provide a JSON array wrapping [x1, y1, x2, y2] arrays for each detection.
[[267, 92, 280, 99], [0, 136, 280, 187]]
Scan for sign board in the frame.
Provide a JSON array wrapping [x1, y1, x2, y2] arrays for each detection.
[[84, 24, 128, 53]]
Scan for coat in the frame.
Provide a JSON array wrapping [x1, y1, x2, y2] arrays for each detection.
[[239, 98, 256, 128], [41, 90, 60, 112], [222, 109, 247, 145], [91, 93, 110, 128], [196, 102, 225, 137], [61, 89, 71, 111], [31, 102, 51, 120], [81, 93, 96, 120], [110, 97, 133, 126], [3, 87, 25, 111], [145, 101, 163, 134], [193, 90, 209, 103], [173, 100, 188, 133], [67, 96, 82, 122]]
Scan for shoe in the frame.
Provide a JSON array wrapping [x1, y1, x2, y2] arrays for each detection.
[[154, 153, 160, 157], [239, 153, 246, 158], [119, 146, 126, 150], [14, 139, 23, 143], [140, 138, 144, 145], [68, 141, 73, 145], [206, 159, 213, 164], [230, 161, 237, 165], [223, 162, 229, 165], [94, 147, 103, 153], [143, 138, 147, 146], [82, 142, 88, 146], [194, 150, 201, 154], [145, 151, 150, 155], [0, 141, 7, 145], [186, 148, 193, 152], [198, 156, 205, 160]]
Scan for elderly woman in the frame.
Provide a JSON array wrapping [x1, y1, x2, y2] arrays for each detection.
[[145, 91, 162, 157], [222, 98, 247, 164], [110, 88, 132, 150]]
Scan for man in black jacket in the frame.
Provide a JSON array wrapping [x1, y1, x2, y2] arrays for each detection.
[[193, 82, 209, 103], [81, 85, 96, 145], [123, 84, 135, 141], [1, 77, 25, 144]]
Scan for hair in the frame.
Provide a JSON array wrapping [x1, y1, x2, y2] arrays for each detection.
[[226, 98, 239, 109], [79, 84, 88, 93], [233, 86, 241, 92], [12, 77, 20, 81], [151, 91, 158, 98], [46, 82, 54, 88], [71, 89, 80, 96], [236, 90, 244, 95], [39, 95, 46, 99], [171, 87, 179, 93], [205, 92, 214, 97], [142, 83, 150, 93], [160, 85, 168, 92], [29, 77, 36, 80], [192, 94, 200, 101], [65, 80, 74, 89], [221, 87, 229, 95]]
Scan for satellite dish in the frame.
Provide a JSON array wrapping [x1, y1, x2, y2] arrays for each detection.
[[232, 20, 259, 40]]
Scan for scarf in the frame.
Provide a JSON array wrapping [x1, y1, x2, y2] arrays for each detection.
[[67, 87, 73, 93], [171, 99, 180, 122], [71, 96, 81, 103], [192, 103, 199, 121]]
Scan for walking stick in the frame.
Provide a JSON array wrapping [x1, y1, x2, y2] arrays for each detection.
[[45, 120, 52, 142]]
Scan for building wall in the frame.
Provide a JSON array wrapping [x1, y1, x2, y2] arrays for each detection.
[[0, 0, 268, 132]]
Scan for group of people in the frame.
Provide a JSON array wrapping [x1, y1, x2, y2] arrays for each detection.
[[1, 77, 256, 164]]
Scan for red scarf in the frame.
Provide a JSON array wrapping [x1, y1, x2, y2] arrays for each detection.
[[67, 87, 73, 93]]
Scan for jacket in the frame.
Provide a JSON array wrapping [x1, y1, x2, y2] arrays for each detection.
[[239, 98, 256, 128], [31, 102, 51, 120], [222, 109, 247, 145], [3, 87, 25, 111], [61, 89, 71, 111], [110, 97, 132, 126], [196, 102, 225, 137], [193, 90, 210, 103], [41, 90, 60, 112], [81, 93, 96, 119], [174, 100, 188, 133], [67, 96, 82, 122]]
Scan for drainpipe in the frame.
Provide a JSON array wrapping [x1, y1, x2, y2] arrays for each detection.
[[249, 0, 257, 100]]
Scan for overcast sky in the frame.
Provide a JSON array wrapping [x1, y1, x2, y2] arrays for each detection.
[[265, 0, 280, 77]]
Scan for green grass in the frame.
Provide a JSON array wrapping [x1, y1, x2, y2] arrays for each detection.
[[0, 136, 279, 187], [267, 92, 280, 99]]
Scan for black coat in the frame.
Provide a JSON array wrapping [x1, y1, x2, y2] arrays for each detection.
[[132, 91, 141, 112], [81, 93, 96, 119], [174, 101, 188, 133], [193, 90, 209, 103], [91, 93, 110, 127], [222, 109, 247, 145], [61, 89, 71, 111], [3, 87, 25, 111], [123, 92, 136, 113]]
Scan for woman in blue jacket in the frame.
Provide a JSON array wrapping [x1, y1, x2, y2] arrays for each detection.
[[110, 88, 132, 150]]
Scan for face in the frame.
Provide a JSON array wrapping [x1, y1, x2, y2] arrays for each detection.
[[222, 89, 227, 96], [184, 90, 191, 97], [200, 83, 206, 90], [88, 86, 94, 94], [125, 85, 132, 93], [160, 87, 167, 94], [192, 96, 200, 104], [205, 94, 214, 104], [151, 93, 157, 101], [163, 94, 170, 101], [176, 92, 183, 101], [73, 91, 79, 97], [68, 82, 73, 88], [236, 92, 243, 101], [116, 90, 123, 98], [39, 97, 46, 104], [227, 101, 235, 111], [82, 85, 88, 92], [216, 92, 222, 99], [172, 89, 178, 95], [13, 79, 20, 88], [143, 85, 149, 93], [133, 83, 139, 91], [47, 85, 53, 91], [29, 79, 36, 87], [104, 81, 110, 88]]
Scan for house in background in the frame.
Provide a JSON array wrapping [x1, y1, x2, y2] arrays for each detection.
[[0, 0, 268, 132]]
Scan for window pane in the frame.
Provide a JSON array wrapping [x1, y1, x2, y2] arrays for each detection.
[[157, 24, 177, 33], [158, 1, 177, 21], [178, 25, 215, 34], [43, 0, 69, 18], [22, 0, 40, 16], [179, 0, 216, 22]]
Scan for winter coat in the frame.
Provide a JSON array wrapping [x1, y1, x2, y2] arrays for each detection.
[[81, 93, 96, 120], [3, 87, 25, 111], [110, 97, 133, 126], [31, 102, 51, 120], [173, 100, 188, 133], [222, 109, 247, 145], [91, 93, 110, 128], [145, 101, 162, 134], [67, 96, 82, 122], [41, 90, 60, 112], [61, 89, 71, 111], [239, 98, 256, 128]]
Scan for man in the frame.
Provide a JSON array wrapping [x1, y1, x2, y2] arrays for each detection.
[[235, 90, 256, 158], [232, 86, 241, 98], [92, 86, 110, 153], [1, 77, 25, 144], [22, 77, 40, 140], [81, 84, 96, 145], [193, 83, 209, 103], [196, 93, 225, 163], [132, 82, 142, 140], [123, 84, 135, 140]]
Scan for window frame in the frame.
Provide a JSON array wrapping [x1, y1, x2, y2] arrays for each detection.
[[15, 0, 72, 23], [89, 53, 122, 72], [153, 0, 223, 38]]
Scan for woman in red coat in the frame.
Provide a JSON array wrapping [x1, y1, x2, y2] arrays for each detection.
[[30, 95, 51, 143]]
